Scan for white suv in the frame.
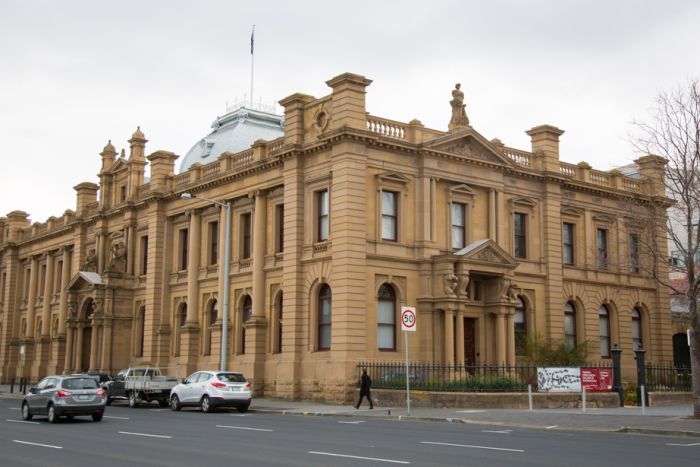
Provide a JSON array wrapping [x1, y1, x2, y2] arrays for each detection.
[[170, 371, 251, 413]]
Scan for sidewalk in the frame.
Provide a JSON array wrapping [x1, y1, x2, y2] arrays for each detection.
[[2, 384, 697, 438]]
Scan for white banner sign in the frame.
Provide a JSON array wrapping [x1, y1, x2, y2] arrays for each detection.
[[537, 367, 581, 392]]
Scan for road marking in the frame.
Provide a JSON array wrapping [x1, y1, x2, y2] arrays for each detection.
[[148, 409, 167, 412], [8, 407, 19, 410], [456, 409, 485, 413], [309, 451, 409, 464], [118, 431, 172, 439], [481, 429, 512, 434], [421, 441, 524, 453], [229, 414, 248, 417], [104, 415, 130, 420], [666, 442, 700, 446], [6, 419, 39, 425], [545, 425, 558, 429], [13, 440, 62, 449], [338, 420, 366, 424], [216, 425, 273, 432]]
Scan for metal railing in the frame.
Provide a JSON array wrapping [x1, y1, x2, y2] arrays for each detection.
[[357, 361, 613, 393], [644, 364, 693, 392]]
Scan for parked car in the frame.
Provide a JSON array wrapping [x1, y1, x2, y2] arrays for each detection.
[[102, 369, 128, 405], [103, 367, 177, 407], [21, 375, 107, 423], [170, 371, 251, 413]]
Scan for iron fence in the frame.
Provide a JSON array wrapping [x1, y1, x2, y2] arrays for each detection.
[[644, 364, 693, 392], [357, 361, 613, 393]]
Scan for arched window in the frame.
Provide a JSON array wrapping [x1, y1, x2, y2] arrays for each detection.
[[631, 307, 643, 351], [564, 302, 577, 350], [274, 293, 283, 354], [318, 285, 332, 351], [241, 296, 252, 354], [599, 305, 610, 358], [514, 296, 527, 355], [205, 300, 218, 356], [377, 284, 396, 351], [136, 306, 146, 357]]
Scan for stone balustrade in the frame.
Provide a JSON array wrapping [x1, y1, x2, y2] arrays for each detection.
[[503, 147, 532, 168], [367, 116, 407, 140]]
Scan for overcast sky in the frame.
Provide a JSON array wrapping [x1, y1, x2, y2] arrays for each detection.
[[1, 0, 699, 223]]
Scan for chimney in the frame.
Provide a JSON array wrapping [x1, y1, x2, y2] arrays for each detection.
[[74, 182, 99, 217], [279, 93, 315, 145], [325, 72, 372, 131], [635, 154, 667, 197], [526, 125, 565, 172], [147, 150, 178, 193]]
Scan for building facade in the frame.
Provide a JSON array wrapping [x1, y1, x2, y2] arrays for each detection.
[[0, 73, 674, 402]]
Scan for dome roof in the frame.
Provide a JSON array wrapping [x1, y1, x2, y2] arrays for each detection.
[[179, 106, 284, 172]]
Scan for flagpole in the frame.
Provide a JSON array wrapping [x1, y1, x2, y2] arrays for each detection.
[[250, 24, 255, 108]]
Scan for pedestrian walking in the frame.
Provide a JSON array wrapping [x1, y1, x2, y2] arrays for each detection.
[[355, 369, 374, 409]]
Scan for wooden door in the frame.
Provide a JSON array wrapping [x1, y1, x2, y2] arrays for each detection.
[[463, 318, 476, 366]]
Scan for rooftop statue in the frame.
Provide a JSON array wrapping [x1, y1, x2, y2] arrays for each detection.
[[449, 83, 470, 131]]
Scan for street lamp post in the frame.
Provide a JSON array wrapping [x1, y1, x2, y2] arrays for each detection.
[[181, 192, 231, 371]]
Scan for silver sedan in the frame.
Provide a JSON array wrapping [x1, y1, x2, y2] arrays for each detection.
[[170, 371, 251, 413]]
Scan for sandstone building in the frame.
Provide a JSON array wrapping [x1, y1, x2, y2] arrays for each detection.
[[0, 73, 673, 401]]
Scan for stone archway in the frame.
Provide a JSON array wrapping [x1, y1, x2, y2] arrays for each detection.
[[77, 297, 95, 372]]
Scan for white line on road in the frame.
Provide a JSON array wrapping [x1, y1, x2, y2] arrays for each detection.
[[6, 419, 39, 425], [216, 425, 273, 432], [456, 409, 485, 413], [666, 442, 700, 447], [13, 440, 62, 449], [229, 414, 248, 417], [481, 429, 512, 434], [421, 441, 524, 453], [104, 415, 130, 420], [338, 421, 366, 424], [8, 407, 19, 410], [545, 425, 558, 429], [118, 431, 172, 439], [309, 451, 410, 464], [148, 409, 167, 412]]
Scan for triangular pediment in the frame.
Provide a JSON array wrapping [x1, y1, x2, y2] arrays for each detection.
[[109, 158, 129, 174], [67, 271, 104, 291], [453, 239, 518, 268], [377, 172, 410, 184], [449, 183, 476, 197], [425, 129, 516, 166]]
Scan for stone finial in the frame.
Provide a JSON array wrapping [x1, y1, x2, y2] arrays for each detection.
[[132, 126, 145, 139], [448, 83, 470, 131]]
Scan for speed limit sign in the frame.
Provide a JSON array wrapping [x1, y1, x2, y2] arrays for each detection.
[[401, 306, 417, 332]]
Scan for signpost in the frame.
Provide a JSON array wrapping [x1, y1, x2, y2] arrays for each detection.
[[401, 306, 416, 415]]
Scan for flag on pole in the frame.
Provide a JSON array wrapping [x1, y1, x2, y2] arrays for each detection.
[[250, 25, 255, 55]]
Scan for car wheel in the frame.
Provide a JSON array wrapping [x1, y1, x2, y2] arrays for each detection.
[[105, 397, 112, 406], [21, 402, 32, 421], [158, 399, 168, 408], [47, 404, 58, 423], [92, 413, 103, 422], [236, 404, 250, 413], [170, 394, 181, 412], [128, 392, 138, 408], [201, 395, 213, 413]]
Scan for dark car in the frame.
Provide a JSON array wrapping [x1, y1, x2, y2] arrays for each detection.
[[21, 375, 107, 423], [102, 369, 127, 405]]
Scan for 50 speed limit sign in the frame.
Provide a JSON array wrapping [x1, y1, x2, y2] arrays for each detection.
[[401, 306, 417, 332]]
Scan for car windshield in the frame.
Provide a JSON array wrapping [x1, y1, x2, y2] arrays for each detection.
[[217, 373, 246, 383], [62, 378, 99, 390]]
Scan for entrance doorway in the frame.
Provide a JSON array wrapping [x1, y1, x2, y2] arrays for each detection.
[[463, 318, 476, 365], [81, 326, 92, 371]]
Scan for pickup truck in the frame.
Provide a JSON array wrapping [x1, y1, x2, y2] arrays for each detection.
[[104, 368, 178, 408]]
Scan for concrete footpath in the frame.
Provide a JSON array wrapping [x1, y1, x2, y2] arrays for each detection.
[[2, 384, 697, 438]]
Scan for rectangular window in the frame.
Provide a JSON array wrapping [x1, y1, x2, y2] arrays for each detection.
[[0, 272, 6, 305], [514, 213, 527, 258], [317, 190, 329, 242], [55, 261, 63, 293], [23, 268, 30, 299], [596, 228, 608, 269], [629, 234, 639, 273], [451, 203, 466, 249], [140, 236, 148, 275], [381, 191, 398, 241], [563, 223, 575, 265], [39, 265, 46, 296], [179, 229, 189, 271], [472, 280, 482, 301], [208, 221, 219, 266], [275, 204, 284, 253], [120, 185, 126, 202], [241, 213, 252, 259]]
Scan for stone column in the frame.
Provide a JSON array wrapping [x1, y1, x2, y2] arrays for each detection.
[[40, 253, 55, 336], [101, 321, 112, 372], [26, 256, 39, 338], [455, 309, 465, 364], [443, 309, 454, 364], [126, 224, 135, 275], [252, 191, 267, 319], [75, 324, 84, 371], [57, 248, 71, 333], [89, 320, 99, 371], [506, 311, 516, 365], [63, 324, 74, 373], [488, 188, 497, 241], [186, 210, 201, 324], [496, 312, 506, 365], [97, 233, 105, 274]]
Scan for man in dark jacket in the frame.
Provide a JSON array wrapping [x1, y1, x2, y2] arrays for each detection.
[[355, 369, 374, 409]]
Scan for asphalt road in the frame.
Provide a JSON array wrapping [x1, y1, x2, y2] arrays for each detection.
[[1, 398, 698, 466]]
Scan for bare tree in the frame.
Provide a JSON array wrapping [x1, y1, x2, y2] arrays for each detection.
[[632, 79, 700, 417]]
